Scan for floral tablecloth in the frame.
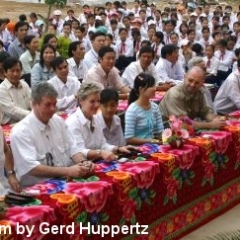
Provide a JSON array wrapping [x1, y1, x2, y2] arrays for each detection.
[[2, 114, 240, 239]]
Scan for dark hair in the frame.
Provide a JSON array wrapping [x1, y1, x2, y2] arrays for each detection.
[[51, 56, 67, 71], [24, 35, 36, 48], [90, 31, 106, 41], [237, 59, 240, 68], [99, 46, 115, 58], [14, 21, 29, 32], [0, 40, 3, 48], [202, 26, 210, 33], [139, 46, 154, 58], [68, 41, 83, 57], [192, 43, 204, 56], [43, 34, 57, 46], [40, 44, 56, 67], [131, 28, 141, 38], [205, 44, 215, 52], [140, 40, 151, 47], [76, 25, 86, 33], [3, 57, 22, 72], [119, 28, 128, 34], [0, 51, 10, 63], [179, 22, 189, 33], [110, 19, 118, 25], [235, 48, 240, 57], [19, 14, 27, 22], [218, 39, 228, 47], [106, 33, 113, 41], [63, 22, 71, 29], [100, 88, 119, 104], [161, 44, 178, 59], [128, 73, 155, 105], [29, 12, 37, 19], [212, 31, 221, 39], [155, 31, 164, 43]]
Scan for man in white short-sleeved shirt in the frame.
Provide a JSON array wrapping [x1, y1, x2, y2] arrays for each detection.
[[10, 82, 94, 187]]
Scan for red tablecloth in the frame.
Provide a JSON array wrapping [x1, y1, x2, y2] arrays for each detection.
[[1, 126, 240, 240]]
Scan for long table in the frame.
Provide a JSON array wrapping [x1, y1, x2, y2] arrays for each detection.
[[1, 119, 240, 239]]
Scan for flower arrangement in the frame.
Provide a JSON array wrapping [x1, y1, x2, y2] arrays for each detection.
[[162, 115, 194, 148]]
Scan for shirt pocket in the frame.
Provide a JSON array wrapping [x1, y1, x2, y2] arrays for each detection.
[[37, 153, 47, 165]]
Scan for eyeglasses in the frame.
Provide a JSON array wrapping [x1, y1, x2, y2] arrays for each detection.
[[46, 152, 54, 166]]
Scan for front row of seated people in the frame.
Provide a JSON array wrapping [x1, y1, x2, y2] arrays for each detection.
[[0, 65, 230, 192]]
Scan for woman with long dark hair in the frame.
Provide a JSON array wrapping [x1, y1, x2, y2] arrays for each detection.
[[125, 73, 164, 145]]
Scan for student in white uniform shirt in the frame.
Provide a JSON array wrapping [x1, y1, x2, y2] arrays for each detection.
[[198, 27, 214, 49], [67, 41, 86, 83], [215, 39, 235, 84], [155, 44, 185, 85], [66, 82, 134, 162], [214, 60, 240, 115], [96, 89, 126, 147], [11, 82, 94, 187], [204, 44, 219, 84], [122, 46, 171, 91], [82, 31, 106, 70], [152, 31, 164, 64], [48, 57, 80, 111], [52, 10, 64, 33]]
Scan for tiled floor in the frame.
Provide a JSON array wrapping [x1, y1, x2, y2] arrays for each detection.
[[181, 204, 240, 240]]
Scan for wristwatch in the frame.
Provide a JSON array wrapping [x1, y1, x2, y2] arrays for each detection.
[[6, 170, 15, 177]]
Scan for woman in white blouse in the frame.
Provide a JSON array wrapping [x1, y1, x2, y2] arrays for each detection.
[[20, 35, 40, 74], [65, 82, 132, 162]]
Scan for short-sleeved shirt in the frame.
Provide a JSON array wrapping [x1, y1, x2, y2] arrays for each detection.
[[83, 64, 125, 91], [125, 101, 164, 139], [159, 82, 211, 120], [10, 112, 81, 187]]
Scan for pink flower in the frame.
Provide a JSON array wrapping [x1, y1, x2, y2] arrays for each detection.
[[169, 115, 176, 122], [171, 120, 183, 132], [181, 129, 189, 139], [162, 128, 172, 143]]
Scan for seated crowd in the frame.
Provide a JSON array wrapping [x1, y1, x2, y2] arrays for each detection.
[[1, 0, 240, 194]]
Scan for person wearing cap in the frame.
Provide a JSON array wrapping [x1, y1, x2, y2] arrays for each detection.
[[155, 44, 185, 85], [35, 19, 44, 38], [82, 31, 106, 70], [8, 21, 29, 59], [79, 7, 91, 24], [52, 10, 64, 33], [214, 60, 240, 115]]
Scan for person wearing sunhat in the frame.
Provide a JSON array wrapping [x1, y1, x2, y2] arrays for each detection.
[[35, 20, 44, 38], [52, 10, 64, 33]]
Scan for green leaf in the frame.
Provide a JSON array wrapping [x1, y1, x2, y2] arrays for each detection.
[[201, 177, 207, 187], [145, 198, 153, 205], [136, 198, 142, 210], [130, 215, 136, 225], [73, 178, 87, 182], [164, 196, 169, 206], [129, 187, 138, 199], [209, 152, 216, 161], [235, 162, 239, 170], [119, 218, 126, 226], [87, 176, 100, 182], [189, 171, 195, 179], [149, 190, 156, 199], [173, 168, 180, 179], [173, 195, 177, 205], [99, 212, 109, 222], [210, 177, 214, 186], [76, 211, 88, 224]]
